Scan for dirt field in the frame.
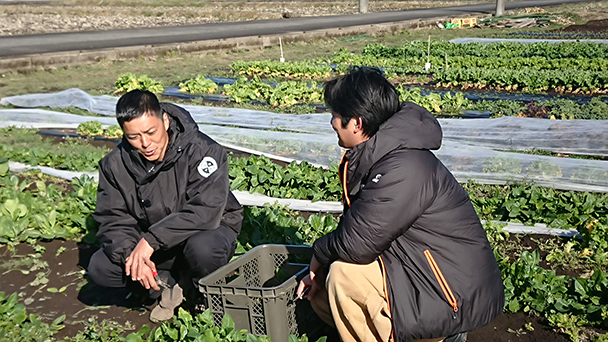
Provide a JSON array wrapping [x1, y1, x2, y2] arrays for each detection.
[[0, 228, 577, 341], [0, 0, 486, 36]]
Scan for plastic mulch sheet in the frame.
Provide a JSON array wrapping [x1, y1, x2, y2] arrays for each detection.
[[2, 89, 608, 193]]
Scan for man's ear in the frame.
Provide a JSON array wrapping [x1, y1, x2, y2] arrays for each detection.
[[163, 112, 170, 131], [354, 117, 363, 131]]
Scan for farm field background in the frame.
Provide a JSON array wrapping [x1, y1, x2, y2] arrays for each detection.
[[2, 1, 608, 342]]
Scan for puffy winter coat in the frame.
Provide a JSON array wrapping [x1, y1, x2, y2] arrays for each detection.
[[313, 102, 504, 342], [93, 103, 243, 265]]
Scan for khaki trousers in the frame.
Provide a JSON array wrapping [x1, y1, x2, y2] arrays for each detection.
[[310, 260, 444, 342]]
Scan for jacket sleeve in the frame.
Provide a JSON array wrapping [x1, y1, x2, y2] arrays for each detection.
[[142, 141, 230, 250], [313, 153, 436, 267], [93, 162, 141, 265]]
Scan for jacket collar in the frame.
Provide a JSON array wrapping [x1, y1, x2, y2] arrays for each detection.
[[340, 102, 443, 199], [119, 103, 197, 184]]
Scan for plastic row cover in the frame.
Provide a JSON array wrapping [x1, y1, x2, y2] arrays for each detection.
[[3, 89, 608, 156], [2, 108, 608, 193]]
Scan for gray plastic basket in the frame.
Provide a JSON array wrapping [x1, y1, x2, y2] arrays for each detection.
[[196, 244, 324, 341]]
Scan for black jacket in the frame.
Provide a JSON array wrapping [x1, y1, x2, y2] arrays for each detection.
[[313, 103, 504, 341], [93, 103, 243, 265]]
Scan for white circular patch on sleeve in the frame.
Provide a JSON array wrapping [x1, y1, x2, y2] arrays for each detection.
[[197, 156, 218, 178]]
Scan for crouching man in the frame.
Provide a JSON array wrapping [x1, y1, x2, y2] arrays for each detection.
[[297, 67, 504, 342], [88, 90, 243, 322]]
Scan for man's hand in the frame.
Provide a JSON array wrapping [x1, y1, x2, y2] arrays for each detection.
[[138, 264, 161, 291], [296, 255, 323, 301], [125, 238, 159, 290]]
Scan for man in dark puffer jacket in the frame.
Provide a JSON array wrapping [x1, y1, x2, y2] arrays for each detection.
[[297, 67, 504, 342], [88, 90, 243, 322]]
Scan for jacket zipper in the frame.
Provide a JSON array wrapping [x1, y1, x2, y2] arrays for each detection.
[[339, 152, 351, 207], [423, 249, 459, 318]]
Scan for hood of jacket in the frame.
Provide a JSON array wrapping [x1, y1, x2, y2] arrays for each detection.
[[119, 103, 199, 184], [342, 102, 443, 193]]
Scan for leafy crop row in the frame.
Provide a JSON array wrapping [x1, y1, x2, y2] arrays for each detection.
[[229, 155, 341, 202], [396, 86, 471, 115], [395, 88, 608, 120], [434, 67, 608, 93], [178, 75, 219, 94], [114, 73, 163, 94], [77, 121, 123, 139], [231, 49, 608, 82], [4, 155, 608, 244], [113, 71, 608, 116], [362, 41, 608, 60], [223, 76, 322, 107], [0, 161, 97, 243], [327, 48, 608, 74], [499, 250, 608, 342], [3, 145, 608, 235], [231, 60, 332, 79], [471, 97, 608, 120], [465, 181, 608, 230], [0, 144, 107, 172]]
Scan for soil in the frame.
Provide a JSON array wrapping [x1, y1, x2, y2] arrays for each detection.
[[0, 235, 576, 342], [555, 18, 608, 33], [0, 239, 163, 340], [38, 131, 121, 151]]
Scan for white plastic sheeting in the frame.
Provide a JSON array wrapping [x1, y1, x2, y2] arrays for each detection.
[[1, 88, 330, 133], [8, 161, 100, 182], [2, 90, 608, 193], [3, 89, 608, 155], [0, 89, 117, 116], [440, 116, 608, 157], [0, 108, 117, 128]]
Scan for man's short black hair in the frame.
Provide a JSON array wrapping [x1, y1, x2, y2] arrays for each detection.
[[116, 90, 163, 127], [324, 66, 400, 137]]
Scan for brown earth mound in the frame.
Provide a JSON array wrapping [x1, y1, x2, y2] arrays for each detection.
[[557, 18, 608, 33]]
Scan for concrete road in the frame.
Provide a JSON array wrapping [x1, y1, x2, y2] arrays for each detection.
[[0, 0, 593, 57]]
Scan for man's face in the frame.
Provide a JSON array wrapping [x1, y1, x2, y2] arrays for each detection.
[[122, 112, 170, 162], [331, 112, 364, 149]]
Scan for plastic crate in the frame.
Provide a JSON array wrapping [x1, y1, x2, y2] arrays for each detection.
[[462, 17, 477, 27], [196, 244, 325, 341], [450, 18, 462, 27]]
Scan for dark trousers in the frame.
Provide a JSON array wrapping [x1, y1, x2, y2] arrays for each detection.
[[88, 225, 237, 290]]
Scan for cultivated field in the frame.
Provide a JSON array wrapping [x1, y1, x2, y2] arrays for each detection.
[[1, 1, 608, 342]]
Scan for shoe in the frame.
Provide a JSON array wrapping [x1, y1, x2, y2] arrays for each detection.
[[443, 332, 467, 342], [149, 283, 183, 323]]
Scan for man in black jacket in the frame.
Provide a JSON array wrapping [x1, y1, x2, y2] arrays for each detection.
[[296, 67, 504, 342], [88, 90, 243, 322]]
